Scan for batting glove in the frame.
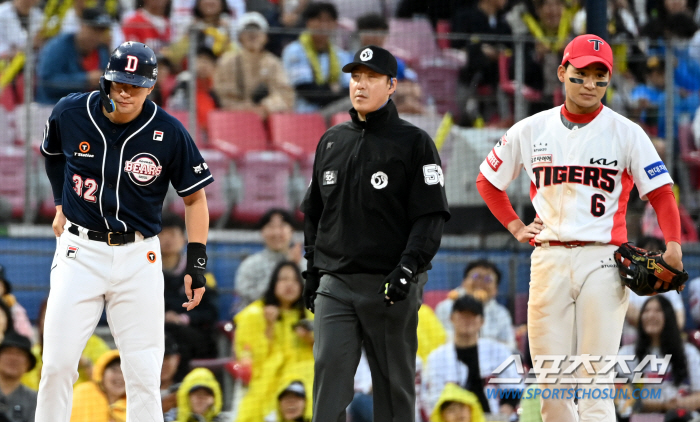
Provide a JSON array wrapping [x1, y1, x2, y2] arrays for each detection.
[[185, 242, 207, 289], [379, 265, 413, 306], [302, 270, 321, 313]]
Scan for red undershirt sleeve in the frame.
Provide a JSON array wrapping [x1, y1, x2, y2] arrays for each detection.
[[476, 172, 520, 228], [647, 184, 682, 244]]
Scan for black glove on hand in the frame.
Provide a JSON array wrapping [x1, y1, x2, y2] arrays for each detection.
[[186, 242, 207, 289], [302, 270, 321, 313], [379, 265, 414, 306]]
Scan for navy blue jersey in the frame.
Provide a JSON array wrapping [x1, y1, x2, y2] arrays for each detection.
[[41, 92, 214, 237]]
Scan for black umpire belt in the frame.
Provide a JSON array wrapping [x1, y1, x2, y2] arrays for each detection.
[[67, 224, 137, 246]]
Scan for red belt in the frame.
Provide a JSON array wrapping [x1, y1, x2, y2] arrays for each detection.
[[535, 241, 596, 248]]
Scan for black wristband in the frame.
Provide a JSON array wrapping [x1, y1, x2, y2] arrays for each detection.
[[186, 243, 207, 289]]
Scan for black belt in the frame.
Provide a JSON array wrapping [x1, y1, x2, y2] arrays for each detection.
[[67, 224, 137, 246]]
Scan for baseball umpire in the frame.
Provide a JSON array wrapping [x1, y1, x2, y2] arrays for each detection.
[[476, 34, 686, 421], [37, 41, 213, 421], [301, 45, 450, 422]]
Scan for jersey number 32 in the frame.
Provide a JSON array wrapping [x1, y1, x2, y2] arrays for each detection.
[[73, 174, 98, 203]]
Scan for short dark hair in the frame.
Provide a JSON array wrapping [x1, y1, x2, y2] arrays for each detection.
[[462, 259, 502, 285], [258, 208, 295, 229], [302, 2, 338, 22], [197, 47, 218, 62], [161, 212, 186, 233], [356, 14, 388, 31]]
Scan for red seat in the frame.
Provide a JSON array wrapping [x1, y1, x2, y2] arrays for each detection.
[[14, 103, 54, 146], [169, 149, 231, 220], [0, 110, 15, 147], [0, 147, 25, 218], [514, 292, 529, 326], [330, 111, 351, 127], [232, 151, 293, 223], [384, 17, 439, 66], [423, 289, 450, 310], [164, 109, 206, 146], [208, 110, 268, 160], [498, 52, 543, 102], [414, 64, 460, 115], [268, 113, 327, 160]]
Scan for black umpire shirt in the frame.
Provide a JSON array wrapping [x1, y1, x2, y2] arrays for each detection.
[[302, 100, 450, 275]]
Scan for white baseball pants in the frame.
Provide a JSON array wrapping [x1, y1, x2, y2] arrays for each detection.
[[36, 223, 165, 422], [528, 244, 629, 422]]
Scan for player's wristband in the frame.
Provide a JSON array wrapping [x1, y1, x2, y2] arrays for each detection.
[[186, 242, 207, 289]]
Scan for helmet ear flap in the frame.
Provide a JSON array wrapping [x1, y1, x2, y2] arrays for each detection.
[[99, 76, 115, 113]]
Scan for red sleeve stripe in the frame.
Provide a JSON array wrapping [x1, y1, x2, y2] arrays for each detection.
[[647, 184, 682, 244], [476, 172, 520, 228]]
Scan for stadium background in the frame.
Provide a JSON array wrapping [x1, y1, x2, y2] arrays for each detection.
[[2, 0, 700, 420]]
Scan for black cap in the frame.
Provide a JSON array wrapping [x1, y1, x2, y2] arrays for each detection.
[[342, 45, 398, 78], [0, 331, 36, 371], [278, 380, 306, 400], [82, 7, 113, 28], [452, 295, 484, 316]]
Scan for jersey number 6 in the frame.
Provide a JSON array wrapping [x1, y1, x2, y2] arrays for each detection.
[[591, 194, 606, 217], [72, 174, 98, 203]]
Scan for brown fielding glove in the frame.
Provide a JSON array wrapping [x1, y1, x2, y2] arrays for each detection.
[[614, 242, 688, 296]]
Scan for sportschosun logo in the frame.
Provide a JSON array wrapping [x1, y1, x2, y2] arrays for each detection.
[[124, 153, 163, 186]]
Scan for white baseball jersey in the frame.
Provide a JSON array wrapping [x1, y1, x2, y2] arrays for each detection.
[[479, 105, 673, 245]]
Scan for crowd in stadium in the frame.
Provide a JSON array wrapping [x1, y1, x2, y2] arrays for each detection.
[[3, 0, 700, 420]]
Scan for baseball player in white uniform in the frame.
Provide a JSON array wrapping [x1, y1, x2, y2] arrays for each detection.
[[476, 34, 684, 421]]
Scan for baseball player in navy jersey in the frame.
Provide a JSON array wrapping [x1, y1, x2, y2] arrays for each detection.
[[36, 42, 213, 422], [477, 34, 684, 421]]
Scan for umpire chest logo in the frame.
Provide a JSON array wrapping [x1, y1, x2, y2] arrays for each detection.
[[371, 171, 388, 189], [323, 170, 337, 186], [124, 153, 163, 186]]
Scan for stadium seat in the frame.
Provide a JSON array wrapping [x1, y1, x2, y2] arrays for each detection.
[[0, 109, 15, 147], [629, 415, 665, 422], [13, 103, 53, 146], [232, 151, 293, 223], [0, 147, 26, 219], [498, 52, 543, 102], [330, 111, 351, 127], [414, 64, 460, 115], [164, 109, 206, 146], [514, 292, 529, 326], [268, 113, 326, 160], [169, 148, 231, 221], [384, 17, 439, 66], [207, 110, 268, 160]]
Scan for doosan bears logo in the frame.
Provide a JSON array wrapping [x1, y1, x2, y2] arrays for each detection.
[[124, 153, 163, 186]]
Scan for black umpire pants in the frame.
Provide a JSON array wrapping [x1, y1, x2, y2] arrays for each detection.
[[311, 271, 427, 422]]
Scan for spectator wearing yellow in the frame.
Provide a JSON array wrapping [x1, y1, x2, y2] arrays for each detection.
[[21, 300, 110, 390], [164, 367, 223, 422], [163, 0, 236, 71], [214, 12, 294, 119], [70, 350, 126, 422], [234, 261, 314, 422], [417, 304, 447, 362], [431, 383, 485, 422]]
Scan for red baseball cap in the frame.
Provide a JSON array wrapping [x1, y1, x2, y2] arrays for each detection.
[[561, 34, 613, 74]]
